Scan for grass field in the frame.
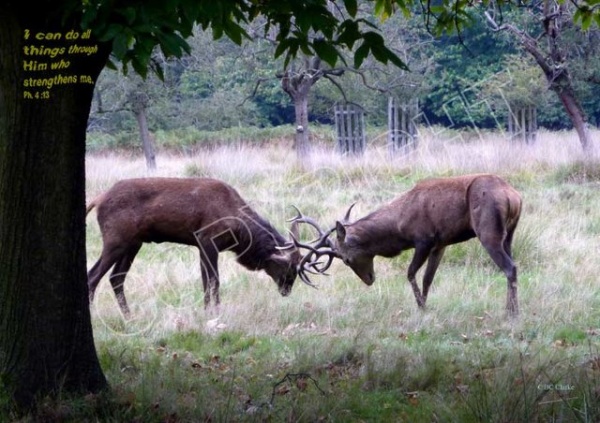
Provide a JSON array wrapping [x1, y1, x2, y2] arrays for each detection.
[[81, 128, 600, 422]]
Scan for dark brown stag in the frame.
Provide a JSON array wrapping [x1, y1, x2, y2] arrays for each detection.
[[86, 177, 318, 316], [300, 174, 522, 317]]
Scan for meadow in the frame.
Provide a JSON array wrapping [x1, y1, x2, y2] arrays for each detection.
[[81, 128, 600, 422]]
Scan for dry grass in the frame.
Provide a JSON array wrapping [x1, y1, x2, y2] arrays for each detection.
[[86, 128, 600, 335], [85, 128, 600, 421]]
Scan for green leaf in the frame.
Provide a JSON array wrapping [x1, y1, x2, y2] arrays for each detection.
[[105, 58, 117, 71], [362, 31, 385, 46], [295, 11, 312, 33], [98, 24, 124, 42], [274, 39, 292, 59], [374, 0, 394, 21], [112, 33, 130, 59], [299, 41, 313, 56], [223, 21, 248, 45], [313, 39, 339, 67], [212, 25, 224, 40], [283, 43, 299, 69], [131, 55, 148, 79], [343, 0, 358, 17], [118, 7, 136, 25], [583, 15, 593, 30], [156, 31, 189, 57], [354, 42, 370, 68], [386, 49, 408, 70], [337, 20, 361, 49]]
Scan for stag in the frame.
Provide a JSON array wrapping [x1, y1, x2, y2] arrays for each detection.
[[86, 177, 319, 316], [299, 174, 522, 317]]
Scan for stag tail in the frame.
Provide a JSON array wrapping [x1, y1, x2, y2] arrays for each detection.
[[86, 193, 106, 216]]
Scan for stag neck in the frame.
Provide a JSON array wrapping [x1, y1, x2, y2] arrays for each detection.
[[232, 209, 287, 271], [350, 211, 410, 258]]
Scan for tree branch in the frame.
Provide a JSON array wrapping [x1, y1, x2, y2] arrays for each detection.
[[323, 73, 349, 103]]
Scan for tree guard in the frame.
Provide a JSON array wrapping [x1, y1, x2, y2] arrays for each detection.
[[507, 105, 537, 144], [388, 97, 418, 155], [335, 103, 366, 155]]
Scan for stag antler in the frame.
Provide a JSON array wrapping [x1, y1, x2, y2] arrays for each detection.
[[287, 206, 339, 287], [341, 202, 356, 223]]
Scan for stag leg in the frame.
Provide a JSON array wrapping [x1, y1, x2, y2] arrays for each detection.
[[479, 235, 519, 317], [88, 243, 128, 305], [422, 247, 446, 302], [503, 225, 516, 258], [199, 243, 220, 309], [108, 243, 142, 318], [406, 244, 432, 309]]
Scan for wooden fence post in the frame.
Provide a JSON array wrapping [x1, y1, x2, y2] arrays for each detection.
[[335, 103, 366, 155], [507, 105, 537, 144], [388, 97, 418, 155]]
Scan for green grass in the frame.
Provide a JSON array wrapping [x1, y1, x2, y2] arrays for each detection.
[[25, 127, 598, 421]]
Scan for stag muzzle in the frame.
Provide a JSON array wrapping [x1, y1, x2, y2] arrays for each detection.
[[345, 258, 375, 286], [358, 271, 376, 286], [278, 282, 293, 297]]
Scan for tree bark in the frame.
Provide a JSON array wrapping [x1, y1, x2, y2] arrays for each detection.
[[555, 85, 591, 150], [281, 57, 323, 163], [293, 95, 311, 159], [129, 86, 157, 170], [0, 8, 110, 409], [134, 106, 157, 170]]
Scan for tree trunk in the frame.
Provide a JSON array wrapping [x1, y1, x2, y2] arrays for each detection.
[[129, 85, 157, 170], [293, 95, 311, 159], [0, 9, 110, 409], [556, 86, 591, 150], [134, 106, 157, 170], [280, 57, 323, 164]]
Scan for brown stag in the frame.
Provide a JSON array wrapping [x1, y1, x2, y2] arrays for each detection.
[[86, 177, 318, 316], [299, 174, 522, 317]]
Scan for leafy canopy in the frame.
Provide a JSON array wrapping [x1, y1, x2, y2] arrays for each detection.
[[65, 0, 600, 77]]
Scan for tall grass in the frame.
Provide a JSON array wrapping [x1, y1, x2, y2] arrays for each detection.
[[77, 128, 600, 421]]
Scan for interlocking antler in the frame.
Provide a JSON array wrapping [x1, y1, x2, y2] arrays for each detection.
[[287, 206, 339, 288]]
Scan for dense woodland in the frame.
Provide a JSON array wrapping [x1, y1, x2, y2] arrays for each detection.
[[88, 7, 600, 146]]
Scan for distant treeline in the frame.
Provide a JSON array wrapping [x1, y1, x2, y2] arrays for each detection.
[[88, 11, 600, 149]]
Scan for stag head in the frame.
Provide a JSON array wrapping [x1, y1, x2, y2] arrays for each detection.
[[334, 221, 376, 286], [285, 204, 378, 287], [264, 248, 301, 297], [333, 203, 376, 285]]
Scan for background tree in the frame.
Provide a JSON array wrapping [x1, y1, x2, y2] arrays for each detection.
[[279, 55, 345, 159], [93, 70, 161, 169], [479, 54, 554, 124], [422, 18, 518, 129], [484, 0, 597, 149]]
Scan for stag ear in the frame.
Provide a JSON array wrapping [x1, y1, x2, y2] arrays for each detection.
[[335, 221, 346, 242]]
